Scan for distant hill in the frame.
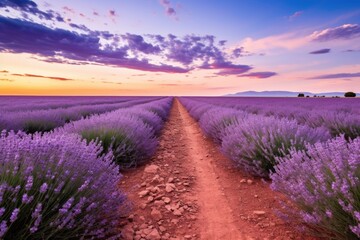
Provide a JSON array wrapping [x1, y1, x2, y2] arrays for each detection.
[[225, 91, 358, 97]]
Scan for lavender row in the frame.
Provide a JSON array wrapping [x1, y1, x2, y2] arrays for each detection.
[[0, 97, 160, 133], [0, 131, 127, 239], [190, 97, 360, 114], [180, 97, 360, 238], [179, 97, 330, 178], [0, 96, 139, 112], [186, 97, 360, 139], [56, 97, 173, 169], [0, 98, 173, 239]]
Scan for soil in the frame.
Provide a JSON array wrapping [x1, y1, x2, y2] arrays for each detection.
[[119, 98, 314, 240]]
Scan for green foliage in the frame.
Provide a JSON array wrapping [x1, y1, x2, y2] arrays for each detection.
[[344, 92, 356, 97], [23, 120, 57, 134], [81, 129, 137, 168]]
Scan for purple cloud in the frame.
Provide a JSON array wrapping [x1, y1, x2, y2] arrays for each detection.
[[209, 62, 252, 76], [11, 73, 73, 81], [159, 0, 177, 17], [312, 24, 360, 41], [0, 16, 188, 73], [232, 47, 244, 58], [344, 49, 360, 52], [0, 0, 57, 21], [309, 48, 331, 54], [238, 72, 277, 78], [160, 35, 217, 65], [69, 23, 91, 32], [63, 6, 75, 14], [109, 10, 116, 17], [218, 40, 227, 46], [149, 34, 253, 75], [309, 72, 360, 79], [122, 34, 161, 54], [288, 11, 303, 20], [0, 14, 269, 75]]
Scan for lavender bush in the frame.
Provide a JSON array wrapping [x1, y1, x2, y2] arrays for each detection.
[[199, 108, 246, 143], [0, 131, 127, 239], [271, 136, 360, 239], [124, 108, 163, 135], [58, 98, 172, 169], [221, 115, 331, 177], [60, 113, 157, 169]]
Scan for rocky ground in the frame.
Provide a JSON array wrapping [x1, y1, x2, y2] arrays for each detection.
[[118, 99, 314, 240]]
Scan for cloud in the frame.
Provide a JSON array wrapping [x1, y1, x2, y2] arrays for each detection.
[[288, 11, 304, 21], [109, 10, 116, 17], [240, 24, 360, 54], [241, 32, 311, 52], [238, 71, 277, 79], [11, 73, 73, 81], [219, 40, 227, 46], [208, 61, 252, 76], [150, 34, 253, 75], [101, 80, 121, 84], [63, 6, 75, 14], [0, 70, 8, 73], [232, 47, 244, 58], [344, 49, 360, 52], [159, 0, 177, 17], [0, 15, 269, 75], [309, 48, 331, 54], [0, 1, 90, 32], [68, 23, 91, 32], [131, 74, 147, 77], [204, 75, 218, 79], [158, 83, 194, 86], [0, 16, 189, 73], [0, 0, 53, 20], [123, 33, 161, 54], [108, 10, 117, 23], [0, 78, 13, 82], [309, 72, 360, 79], [311, 24, 360, 41]]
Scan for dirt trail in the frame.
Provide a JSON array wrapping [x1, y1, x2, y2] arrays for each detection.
[[177, 100, 244, 239], [119, 98, 312, 240]]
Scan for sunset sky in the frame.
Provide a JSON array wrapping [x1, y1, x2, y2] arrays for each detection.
[[0, 0, 360, 96]]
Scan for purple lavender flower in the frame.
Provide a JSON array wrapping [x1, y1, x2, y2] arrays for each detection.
[[57, 97, 172, 169], [25, 176, 33, 191], [0, 131, 128, 239], [10, 208, 19, 223], [0, 208, 5, 218], [39, 183, 48, 193], [271, 136, 360, 239], [0, 97, 162, 133], [0, 221, 7, 238], [22, 194, 34, 204]]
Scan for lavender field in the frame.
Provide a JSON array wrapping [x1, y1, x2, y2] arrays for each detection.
[[180, 96, 360, 239], [0, 96, 359, 239], [0, 96, 173, 239]]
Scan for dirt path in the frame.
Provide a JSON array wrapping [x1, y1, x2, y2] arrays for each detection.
[[177, 101, 243, 239], [119, 98, 312, 240]]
